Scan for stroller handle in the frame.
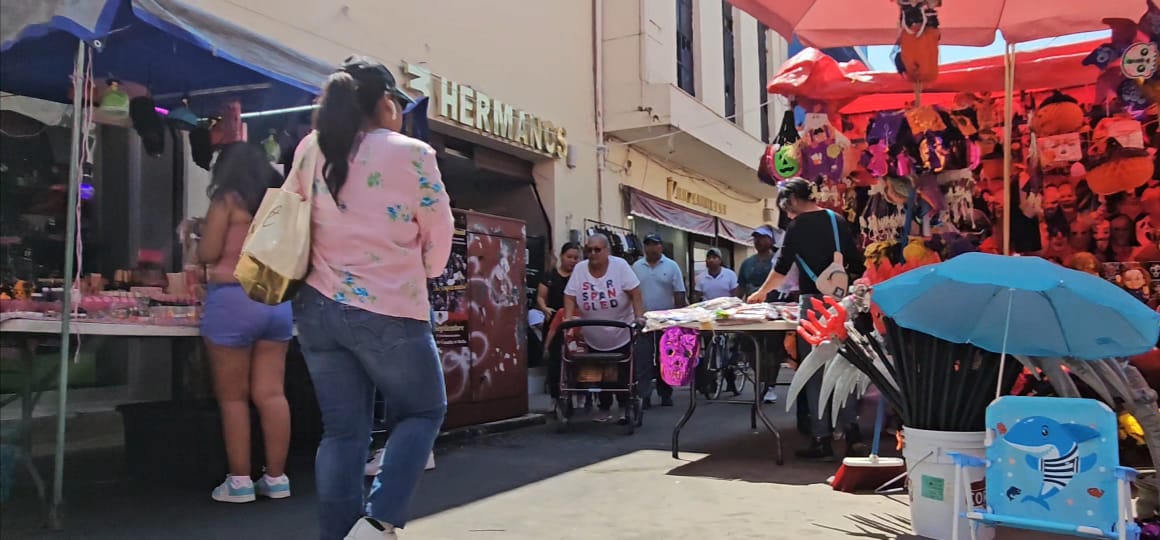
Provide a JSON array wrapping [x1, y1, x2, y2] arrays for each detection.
[[556, 319, 636, 331], [554, 318, 641, 343]]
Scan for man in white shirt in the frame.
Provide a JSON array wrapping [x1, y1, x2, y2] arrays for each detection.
[[693, 248, 739, 301], [632, 233, 687, 407], [564, 234, 645, 423]]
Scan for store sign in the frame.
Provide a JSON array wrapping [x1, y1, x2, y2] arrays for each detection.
[[402, 63, 568, 159], [666, 178, 727, 215]]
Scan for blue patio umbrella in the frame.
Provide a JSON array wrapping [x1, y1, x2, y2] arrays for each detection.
[[872, 253, 1160, 362]]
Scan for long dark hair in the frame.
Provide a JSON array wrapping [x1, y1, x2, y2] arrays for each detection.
[[314, 70, 384, 195], [207, 142, 281, 215]]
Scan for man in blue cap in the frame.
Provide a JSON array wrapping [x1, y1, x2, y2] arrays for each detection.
[[736, 225, 797, 406], [632, 232, 687, 407]]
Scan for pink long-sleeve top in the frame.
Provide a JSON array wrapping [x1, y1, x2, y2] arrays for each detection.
[[287, 130, 454, 321]]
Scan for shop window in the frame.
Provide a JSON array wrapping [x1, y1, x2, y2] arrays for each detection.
[[757, 22, 770, 142], [676, 0, 696, 96], [722, 1, 736, 122]]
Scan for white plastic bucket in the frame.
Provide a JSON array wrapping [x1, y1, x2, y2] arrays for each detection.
[[902, 427, 994, 540]]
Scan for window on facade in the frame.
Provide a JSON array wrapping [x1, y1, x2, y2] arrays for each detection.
[[676, 0, 696, 96], [757, 22, 770, 141], [722, 1, 736, 122]]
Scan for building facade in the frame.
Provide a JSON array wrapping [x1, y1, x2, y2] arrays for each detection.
[[204, 0, 797, 284], [601, 0, 793, 280], [200, 0, 603, 261]]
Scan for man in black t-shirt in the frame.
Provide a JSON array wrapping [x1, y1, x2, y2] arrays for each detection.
[[748, 177, 866, 461]]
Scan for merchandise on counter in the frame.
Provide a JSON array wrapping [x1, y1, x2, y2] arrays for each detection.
[[643, 297, 798, 332]]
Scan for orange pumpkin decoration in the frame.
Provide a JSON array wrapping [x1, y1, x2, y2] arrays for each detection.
[[1088, 156, 1155, 195], [1086, 117, 1155, 195], [899, 28, 940, 84], [1031, 92, 1085, 137]]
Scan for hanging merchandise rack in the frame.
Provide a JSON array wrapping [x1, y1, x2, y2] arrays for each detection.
[[584, 219, 640, 260]]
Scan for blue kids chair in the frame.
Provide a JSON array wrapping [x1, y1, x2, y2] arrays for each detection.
[[950, 396, 1140, 540]]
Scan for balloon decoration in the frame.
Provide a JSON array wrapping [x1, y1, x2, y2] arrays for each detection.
[[1085, 5, 1160, 114]]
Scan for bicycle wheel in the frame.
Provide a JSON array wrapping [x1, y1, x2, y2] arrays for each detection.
[[711, 347, 727, 400]]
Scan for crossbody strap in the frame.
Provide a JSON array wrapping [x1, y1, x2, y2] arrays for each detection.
[[795, 209, 841, 281]]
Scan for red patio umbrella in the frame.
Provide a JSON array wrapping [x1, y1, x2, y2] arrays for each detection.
[[729, 0, 1151, 47]]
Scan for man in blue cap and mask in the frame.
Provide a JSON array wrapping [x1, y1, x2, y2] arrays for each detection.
[[633, 232, 686, 407]]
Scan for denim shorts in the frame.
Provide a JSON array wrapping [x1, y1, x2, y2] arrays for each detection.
[[200, 283, 293, 347]]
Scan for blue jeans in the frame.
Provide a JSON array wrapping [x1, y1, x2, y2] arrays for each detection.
[[294, 286, 447, 539]]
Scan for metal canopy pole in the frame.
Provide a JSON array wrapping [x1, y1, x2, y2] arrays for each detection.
[[1001, 43, 1014, 256], [49, 39, 86, 530]]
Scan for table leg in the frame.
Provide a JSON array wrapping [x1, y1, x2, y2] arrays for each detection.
[[671, 344, 698, 460], [746, 333, 784, 465], [10, 340, 50, 523]]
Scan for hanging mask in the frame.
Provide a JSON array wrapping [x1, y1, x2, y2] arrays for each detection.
[[1119, 77, 1153, 114], [659, 327, 699, 387], [949, 108, 979, 137], [1140, 0, 1160, 42], [966, 140, 982, 170], [758, 144, 780, 186], [773, 144, 801, 180], [905, 105, 946, 136], [918, 132, 949, 173], [860, 141, 891, 177], [896, 152, 915, 177], [800, 139, 845, 183]]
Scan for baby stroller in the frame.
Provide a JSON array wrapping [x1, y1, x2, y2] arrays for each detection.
[[553, 319, 644, 434]]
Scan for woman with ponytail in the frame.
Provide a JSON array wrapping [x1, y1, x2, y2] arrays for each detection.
[[288, 56, 454, 540]]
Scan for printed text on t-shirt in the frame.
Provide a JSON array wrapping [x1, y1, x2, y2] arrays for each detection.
[[580, 280, 620, 311]]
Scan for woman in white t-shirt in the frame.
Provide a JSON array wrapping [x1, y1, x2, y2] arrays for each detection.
[[564, 233, 644, 423]]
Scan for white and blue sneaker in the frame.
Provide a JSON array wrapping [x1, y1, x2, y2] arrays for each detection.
[[255, 474, 291, 499], [211, 475, 255, 503]]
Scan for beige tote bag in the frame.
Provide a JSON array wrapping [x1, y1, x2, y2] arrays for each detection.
[[234, 133, 319, 305]]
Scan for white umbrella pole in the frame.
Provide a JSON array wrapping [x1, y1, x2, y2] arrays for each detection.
[[49, 40, 86, 529], [1001, 43, 1015, 256], [995, 289, 1015, 401]]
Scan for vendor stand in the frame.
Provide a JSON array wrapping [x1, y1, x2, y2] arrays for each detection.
[[0, 0, 328, 527], [642, 298, 798, 465]]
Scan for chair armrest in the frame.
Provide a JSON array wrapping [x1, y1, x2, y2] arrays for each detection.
[[1115, 466, 1139, 482], [948, 451, 986, 468]]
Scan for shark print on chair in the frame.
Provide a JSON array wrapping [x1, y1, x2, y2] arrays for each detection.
[[1001, 416, 1100, 511]]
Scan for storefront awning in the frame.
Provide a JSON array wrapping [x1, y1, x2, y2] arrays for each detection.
[[626, 187, 716, 237], [626, 187, 765, 246], [717, 218, 755, 247]]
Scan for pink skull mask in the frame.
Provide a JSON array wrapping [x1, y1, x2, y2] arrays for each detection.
[[659, 327, 700, 387]]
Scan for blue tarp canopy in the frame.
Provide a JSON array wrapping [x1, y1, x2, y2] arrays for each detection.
[[0, 0, 329, 111]]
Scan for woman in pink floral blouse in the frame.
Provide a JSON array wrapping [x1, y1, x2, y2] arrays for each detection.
[[289, 56, 453, 540]]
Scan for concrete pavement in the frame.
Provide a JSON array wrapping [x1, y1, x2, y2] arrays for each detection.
[[6, 383, 1053, 539], [3, 383, 928, 539]]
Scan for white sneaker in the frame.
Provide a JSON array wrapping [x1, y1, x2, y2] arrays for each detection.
[[425, 451, 436, 471], [346, 517, 396, 539], [211, 475, 255, 503], [763, 387, 778, 404], [365, 447, 385, 477]]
